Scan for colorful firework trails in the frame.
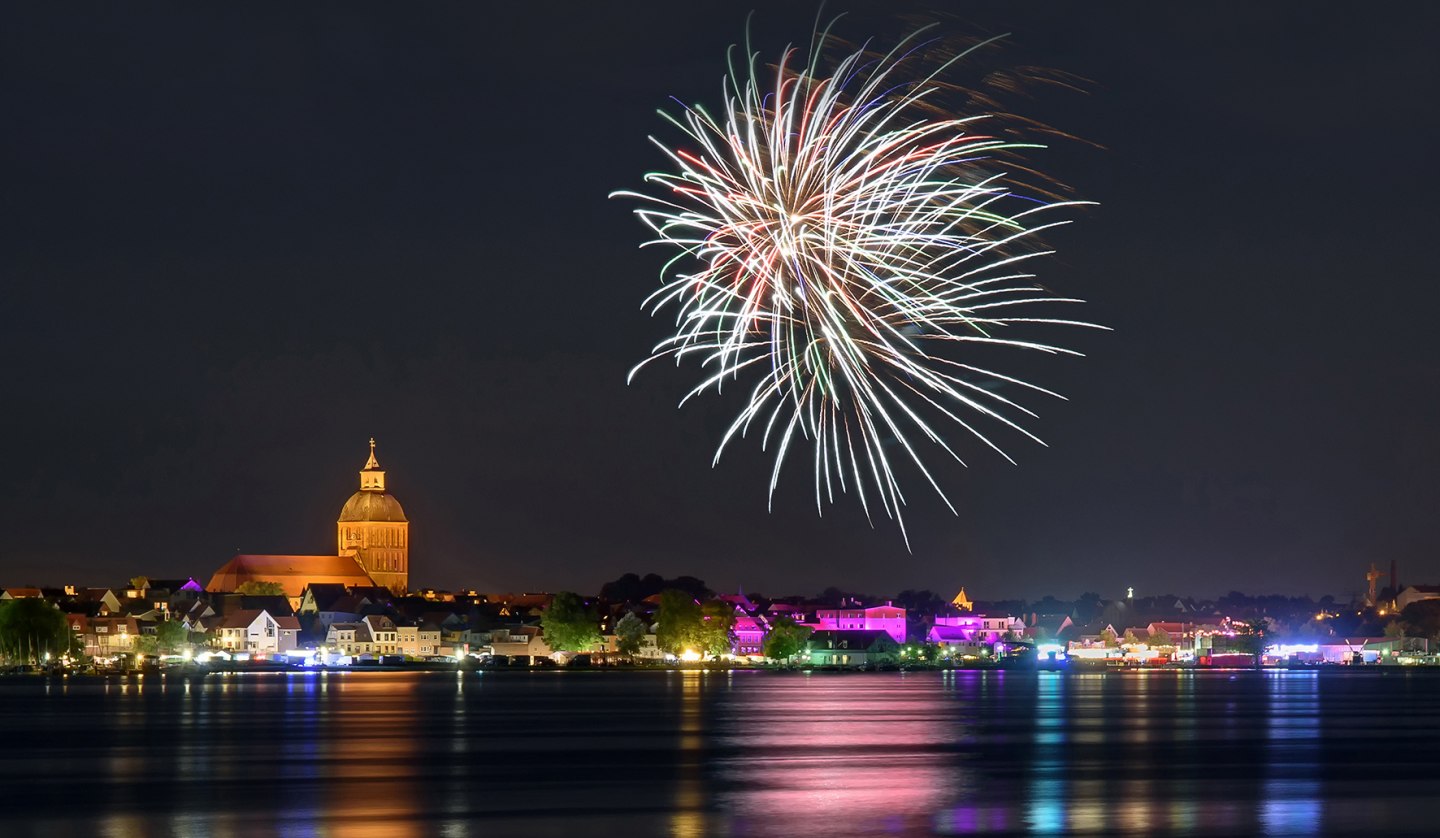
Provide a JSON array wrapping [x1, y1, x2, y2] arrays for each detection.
[[615, 23, 1104, 543]]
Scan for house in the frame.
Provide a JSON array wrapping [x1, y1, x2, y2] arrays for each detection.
[[487, 625, 553, 663], [176, 599, 219, 634], [326, 622, 374, 656], [732, 612, 769, 657], [635, 633, 662, 660], [807, 630, 900, 667], [83, 616, 140, 659], [216, 609, 301, 655], [1144, 622, 1194, 646], [363, 615, 399, 655], [932, 613, 1025, 643], [77, 588, 125, 616], [0, 587, 44, 600], [926, 624, 991, 657], [485, 593, 554, 619], [813, 604, 908, 643], [1396, 585, 1440, 613], [397, 623, 443, 658]]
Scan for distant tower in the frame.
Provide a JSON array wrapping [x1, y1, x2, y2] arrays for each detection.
[[951, 587, 974, 612], [1365, 563, 1382, 607], [337, 438, 409, 595]]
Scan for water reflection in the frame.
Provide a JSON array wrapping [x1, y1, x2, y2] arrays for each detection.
[[670, 669, 707, 838], [2, 669, 1438, 836], [1261, 672, 1322, 834], [713, 672, 966, 837]]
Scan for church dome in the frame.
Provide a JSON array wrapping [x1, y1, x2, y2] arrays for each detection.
[[339, 490, 407, 523]]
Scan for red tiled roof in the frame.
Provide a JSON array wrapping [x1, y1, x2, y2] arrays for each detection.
[[206, 555, 376, 598], [219, 609, 264, 629]]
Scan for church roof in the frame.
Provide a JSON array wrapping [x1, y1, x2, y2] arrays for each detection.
[[338, 491, 407, 523], [206, 555, 377, 598]]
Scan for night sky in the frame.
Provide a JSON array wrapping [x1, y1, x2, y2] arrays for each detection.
[[5, 2, 1439, 600]]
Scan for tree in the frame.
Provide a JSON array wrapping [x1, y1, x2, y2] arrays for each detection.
[[154, 620, 189, 653], [129, 576, 150, 592], [1099, 627, 1118, 648], [599, 573, 711, 604], [540, 591, 602, 653], [1122, 629, 1141, 645], [1148, 628, 1172, 647], [1400, 600, 1440, 642], [1234, 617, 1269, 666], [655, 589, 703, 654], [235, 581, 286, 596], [817, 587, 871, 607], [894, 590, 946, 614], [0, 598, 69, 664], [698, 601, 736, 658], [763, 616, 811, 662], [614, 612, 647, 657]]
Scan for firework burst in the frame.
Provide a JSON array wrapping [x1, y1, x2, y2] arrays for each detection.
[[614, 22, 1104, 541]]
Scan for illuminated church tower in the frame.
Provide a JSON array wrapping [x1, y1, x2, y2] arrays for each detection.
[[337, 438, 409, 595]]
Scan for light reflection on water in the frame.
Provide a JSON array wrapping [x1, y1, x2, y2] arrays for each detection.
[[2, 669, 1439, 836]]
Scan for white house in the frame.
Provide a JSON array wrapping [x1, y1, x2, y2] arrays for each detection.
[[216, 609, 300, 655], [363, 615, 399, 655]]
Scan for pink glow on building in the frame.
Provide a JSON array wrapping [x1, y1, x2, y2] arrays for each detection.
[[813, 604, 907, 644], [929, 614, 1025, 644], [732, 613, 767, 656]]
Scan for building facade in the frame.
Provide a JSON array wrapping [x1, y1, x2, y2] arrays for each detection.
[[814, 604, 907, 644], [807, 630, 900, 666], [215, 609, 300, 655], [338, 439, 410, 596]]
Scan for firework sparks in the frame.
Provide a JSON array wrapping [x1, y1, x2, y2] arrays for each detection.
[[614, 22, 1104, 541]]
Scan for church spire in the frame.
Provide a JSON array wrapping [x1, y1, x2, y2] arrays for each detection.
[[360, 437, 386, 492]]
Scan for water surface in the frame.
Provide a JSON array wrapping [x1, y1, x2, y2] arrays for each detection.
[[2, 668, 1437, 836]]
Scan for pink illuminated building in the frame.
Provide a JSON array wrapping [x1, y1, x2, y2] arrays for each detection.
[[732, 613, 768, 656], [813, 604, 907, 644], [928, 614, 1025, 644], [720, 592, 770, 657]]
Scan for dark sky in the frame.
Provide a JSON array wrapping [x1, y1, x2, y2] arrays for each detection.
[[5, 2, 1439, 600]]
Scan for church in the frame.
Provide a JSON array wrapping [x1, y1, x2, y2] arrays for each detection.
[[206, 439, 411, 599]]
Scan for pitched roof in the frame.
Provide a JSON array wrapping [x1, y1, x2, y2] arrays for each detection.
[[928, 625, 980, 642], [363, 614, 397, 631], [275, 616, 301, 631], [206, 555, 376, 598], [220, 609, 265, 630], [328, 622, 373, 641], [302, 583, 350, 607]]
